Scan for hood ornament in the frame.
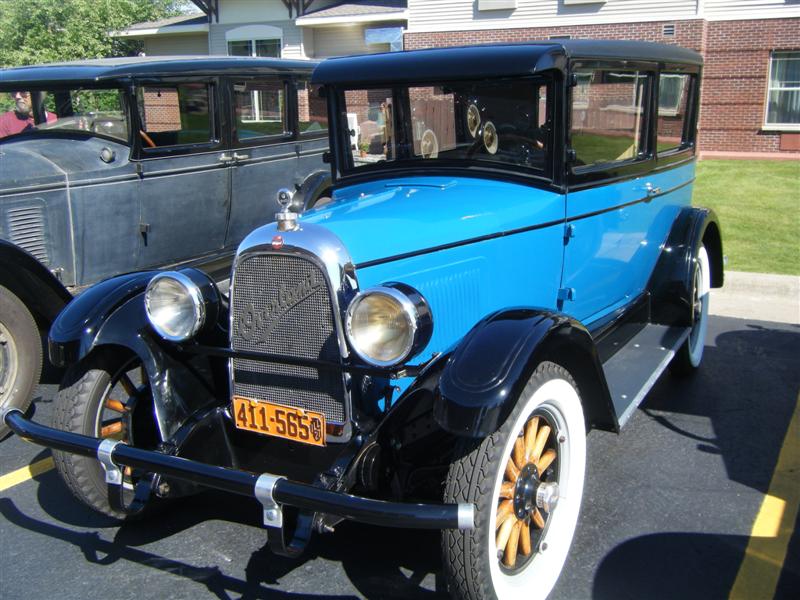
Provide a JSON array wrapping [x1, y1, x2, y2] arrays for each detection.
[[275, 188, 299, 232]]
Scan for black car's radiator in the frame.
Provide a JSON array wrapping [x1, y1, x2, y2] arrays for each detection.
[[230, 253, 346, 424]]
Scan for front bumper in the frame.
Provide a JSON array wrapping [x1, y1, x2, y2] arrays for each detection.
[[3, 408, 474, 531]]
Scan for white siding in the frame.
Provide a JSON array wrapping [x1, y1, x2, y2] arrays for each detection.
[[409, 0, 700, 32], [143, 34, 209, 56], [312, 25, 389, 58], [209, 20, 307, 58], [703, 0, 800, 20], [218, 0, 342, 24]]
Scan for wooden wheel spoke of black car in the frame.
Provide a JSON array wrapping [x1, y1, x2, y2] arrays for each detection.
[[495, 413, 558, 569]]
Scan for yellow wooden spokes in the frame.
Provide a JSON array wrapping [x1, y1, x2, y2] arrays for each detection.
[[520, 520, 532, 556], [503, 519, 523, 567], [496, 514, 517, 552], [105, 398, 127, 413], [524, 416, 539, 461], [537, 448, 556, 474], [532, 424, 551, 464], [513, 436, 526, 470], [100, 420, 123, 437], [505, 458, 519, 482]]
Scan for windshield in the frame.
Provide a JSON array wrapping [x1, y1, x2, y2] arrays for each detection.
[[0, 87, 128, 143], [339, 77, 551, 177]]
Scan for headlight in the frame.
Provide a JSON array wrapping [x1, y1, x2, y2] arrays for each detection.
[[345, 284, 432, 367], [145, 271, 209, 342]]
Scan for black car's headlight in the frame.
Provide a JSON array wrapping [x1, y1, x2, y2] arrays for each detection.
[[345, 283, 432, 367], [145, 270, 217, 342]]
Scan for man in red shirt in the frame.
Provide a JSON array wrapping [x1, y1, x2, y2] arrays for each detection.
[[0, 91, 57, 138]]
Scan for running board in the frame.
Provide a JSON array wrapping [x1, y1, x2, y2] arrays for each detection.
[[601, 324, 690, 428]]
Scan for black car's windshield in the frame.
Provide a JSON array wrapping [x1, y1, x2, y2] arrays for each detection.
[[0, 87, 128, 143], [339, 77, 551, 176]]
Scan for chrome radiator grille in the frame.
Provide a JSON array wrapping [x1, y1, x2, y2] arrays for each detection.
[[230, 253, 346, 424]]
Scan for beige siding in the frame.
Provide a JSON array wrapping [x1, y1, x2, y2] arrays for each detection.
[[408, 0, 701, 32], [209, 20, 307, 57], [143, 34, 209, 56], [312, 25, 390, 58], [218, 0, 342, 24], [703, 0, 800, 20]]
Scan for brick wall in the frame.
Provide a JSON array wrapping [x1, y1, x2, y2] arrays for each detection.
[[405, 17, 800, 154]]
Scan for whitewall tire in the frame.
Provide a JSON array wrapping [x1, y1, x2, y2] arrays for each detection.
[[442, 361, 586, 600]]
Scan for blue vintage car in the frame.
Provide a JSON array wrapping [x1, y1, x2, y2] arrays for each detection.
[[0, 56, 330, 435], [5, 41, 723, 599]]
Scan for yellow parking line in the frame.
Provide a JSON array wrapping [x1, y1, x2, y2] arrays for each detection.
[[730, 391, 800, 599], [0, 456, 54, 492]]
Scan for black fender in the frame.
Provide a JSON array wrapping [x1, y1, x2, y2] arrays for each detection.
[[648, 207, 724, 327], [433, 309, 618, 438], [0, 239, 72, 330], [295, 169, 333, 211], [49, 270, 222, 441]]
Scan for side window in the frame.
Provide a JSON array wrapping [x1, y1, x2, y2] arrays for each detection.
[[570, 68, 649, 167], [297, 79, 328, 135], [233, 80, 288, 141], [136, 83, 213, 148], [657, 73, 693, 153]]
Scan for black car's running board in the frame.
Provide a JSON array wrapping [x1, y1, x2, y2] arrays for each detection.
[[3, 409, 475, 533]]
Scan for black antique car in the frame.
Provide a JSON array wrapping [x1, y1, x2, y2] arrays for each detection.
[[5, 41, 722, 599], [0, 56, 330, 434]]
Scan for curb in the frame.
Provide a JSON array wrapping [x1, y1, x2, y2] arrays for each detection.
[[710, 271, 800, 325]]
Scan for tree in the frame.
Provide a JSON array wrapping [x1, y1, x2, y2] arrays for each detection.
[[0, 0, 184, 67]]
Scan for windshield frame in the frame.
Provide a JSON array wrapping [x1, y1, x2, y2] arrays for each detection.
[[329, 74, 557, 186]]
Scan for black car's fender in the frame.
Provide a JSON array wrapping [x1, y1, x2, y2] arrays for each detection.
[[649, 206, 724, 327], [433, 309, 617, 438], [49, 271, 222, 440], [0, 239, 72, 330]]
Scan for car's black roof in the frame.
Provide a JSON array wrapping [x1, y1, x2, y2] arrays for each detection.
[[312, 40, 703, 86], [0, 56, 318, 86]]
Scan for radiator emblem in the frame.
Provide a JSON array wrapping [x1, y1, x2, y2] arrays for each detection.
[[238, 270, 322, 343], [271, 235, 284, 250]]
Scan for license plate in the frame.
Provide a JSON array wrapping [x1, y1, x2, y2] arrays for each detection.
[[232, 396, 326, 446]]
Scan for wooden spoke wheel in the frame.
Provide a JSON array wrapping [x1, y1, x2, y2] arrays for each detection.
[[495, 412, 559, 572], [52, 352, 158, 519], [442, 362, 586, 600]]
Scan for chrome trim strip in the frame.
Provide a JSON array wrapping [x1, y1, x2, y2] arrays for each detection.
[[97, 438, 123, 485], [255, 473, 286, 528]]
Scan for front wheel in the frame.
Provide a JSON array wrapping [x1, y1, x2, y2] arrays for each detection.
[[52, 352, 158, 519], [442, 361, 586, 600]]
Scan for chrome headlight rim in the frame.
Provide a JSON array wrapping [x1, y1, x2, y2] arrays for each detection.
[[145, 271, 206, 342], [345, 285, 423, 368]]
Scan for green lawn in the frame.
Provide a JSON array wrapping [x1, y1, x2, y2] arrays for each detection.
[[694, 159, 800, 275]]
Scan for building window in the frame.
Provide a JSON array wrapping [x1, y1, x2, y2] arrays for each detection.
[[227, 39, 281, 58], [765, 51, 800, 130]]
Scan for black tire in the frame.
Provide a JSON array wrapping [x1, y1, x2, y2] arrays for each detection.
[[442, 362, 586, 600], [52, 351, 154, 519], [0, 285, 42, 437], [670, 245, 711, 377]]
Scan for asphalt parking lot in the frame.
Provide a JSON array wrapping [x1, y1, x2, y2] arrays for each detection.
[[1, 314, 798, 600]]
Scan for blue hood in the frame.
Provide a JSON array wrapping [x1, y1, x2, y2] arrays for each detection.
[[300, 176, 563, 267]]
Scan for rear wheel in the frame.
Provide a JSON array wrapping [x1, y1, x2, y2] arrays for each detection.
[[52, 351, 157, 519], [0, 285, 41, 438], [671, 245, 710, 376], [442, 362, 586, 600]]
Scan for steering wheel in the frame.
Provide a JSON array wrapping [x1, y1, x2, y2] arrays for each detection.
[[139, 130, 156, 148]]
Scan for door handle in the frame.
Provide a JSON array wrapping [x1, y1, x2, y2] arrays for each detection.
[[233, 152, 249, 162], [643, 182, 661, 201], [219, 153, 234, 163]]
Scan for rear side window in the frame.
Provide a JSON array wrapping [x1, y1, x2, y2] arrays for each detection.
[[136, 83, 213, 148], [297, 79, 328, 135], [657, 73, 694, 154], [570, 68, 649, 167], [232, 80, 288, 141]]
